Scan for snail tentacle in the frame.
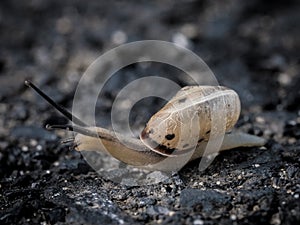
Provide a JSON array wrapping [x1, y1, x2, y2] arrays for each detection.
[[25, 80, 88, 127], [46, 124, 99, 138]]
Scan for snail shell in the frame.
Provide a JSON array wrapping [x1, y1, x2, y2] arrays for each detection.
[[140, 86, 240, 156]]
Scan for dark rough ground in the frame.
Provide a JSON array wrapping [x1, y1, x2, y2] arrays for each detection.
[[0, 0, 299, 224]]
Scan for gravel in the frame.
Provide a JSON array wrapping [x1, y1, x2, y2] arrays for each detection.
[[0, 1, 299, 224]]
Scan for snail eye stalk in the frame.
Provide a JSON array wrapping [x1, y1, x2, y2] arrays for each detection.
[[46, 124, 99, 138], [25, 80, 88, 127]]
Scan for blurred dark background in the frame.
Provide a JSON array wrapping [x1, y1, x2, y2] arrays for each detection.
[[0, 0, 299, 224]]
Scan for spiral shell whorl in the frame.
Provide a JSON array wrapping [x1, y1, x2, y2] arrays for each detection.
[[140, 86, 241, 156]]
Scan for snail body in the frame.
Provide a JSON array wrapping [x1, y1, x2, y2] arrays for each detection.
[[74, 127, 265, 171], [25, 81, 266, 171]]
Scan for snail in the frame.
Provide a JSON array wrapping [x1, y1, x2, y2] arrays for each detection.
[[25, 80, 266, 171]]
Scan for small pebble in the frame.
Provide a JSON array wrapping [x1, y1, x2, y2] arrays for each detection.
[[112, 30, 127, 45], [22, 145, 29, 152], [172, 32, 190, 48], [168, 211, 175, 216], [181, 23, 198, 38], [253, 205, 260, 211], [139, 197, 156, 207], [193, 219, 204, 225], [270, 212, 281, 225], [288, 138, 296, 144], [230, 214, 237, 220], [30, 139, 38, 146], [255, 116, 265, 123], [56, 17, 72, 34], [278, 73, 291, 86]]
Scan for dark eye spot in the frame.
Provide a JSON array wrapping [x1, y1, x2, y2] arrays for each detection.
[[198, 138, 204, 143], [178, 98, 187, 103], [149, 128, 154, 134], [165, 134, 175, 140], [183, 144, 189, 148]]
